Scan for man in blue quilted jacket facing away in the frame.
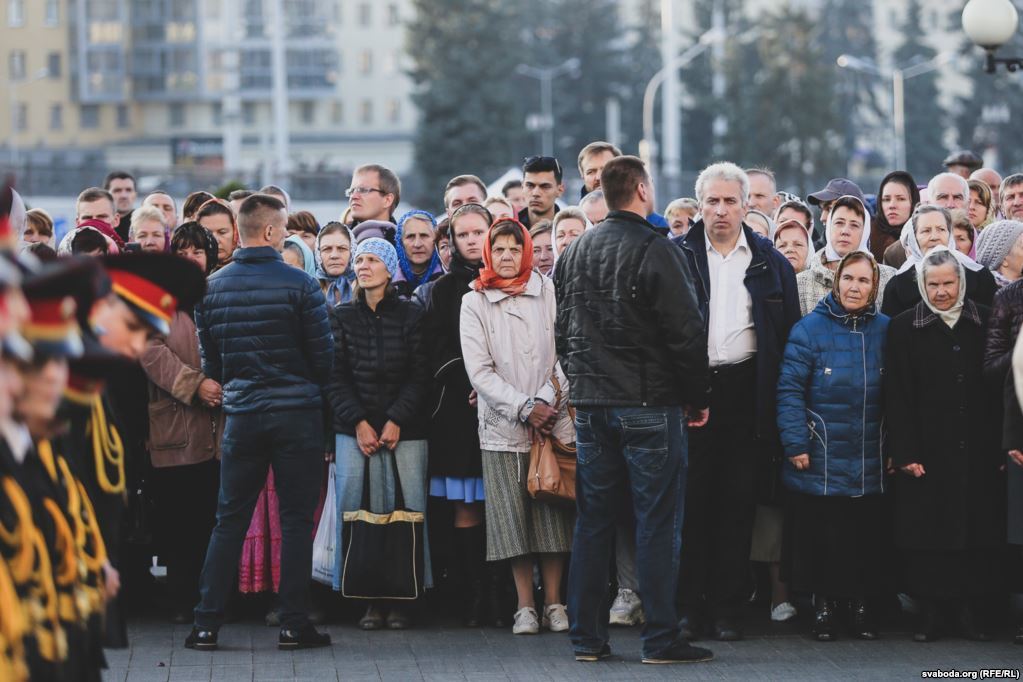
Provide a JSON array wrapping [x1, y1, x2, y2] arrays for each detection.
[[186, 193, 334, 652]]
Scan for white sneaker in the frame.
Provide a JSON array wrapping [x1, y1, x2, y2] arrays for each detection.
[[512, 606, 540, 635], [542, 603, 569, 632], [608, 588, 645, 626], [771, 601, 797, 622]]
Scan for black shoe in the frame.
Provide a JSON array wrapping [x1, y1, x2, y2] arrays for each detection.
[[278, 624, 331, 650], [574, 643, 612, 662], [184, 627, 218, 651], [712, 615, 741, 642], [813, 599, 837, 642], [849, 599, 878, 640], [487, 562, 510, 628], [913, 603, 941, 643], [678, 612, 703, 641], [386, 606, 411, 630], [642, 641, 714, 664], [959, 605, 992, 642]]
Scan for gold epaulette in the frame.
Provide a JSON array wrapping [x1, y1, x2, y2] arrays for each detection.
[[84, 395, 126, 497]]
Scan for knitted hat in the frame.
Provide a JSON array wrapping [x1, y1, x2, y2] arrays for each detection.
[[974, 219, 1023, 271], [353, 237, 398, 278]]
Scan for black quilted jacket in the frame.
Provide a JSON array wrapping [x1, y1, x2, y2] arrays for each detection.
[[326, 291, 429, 439]]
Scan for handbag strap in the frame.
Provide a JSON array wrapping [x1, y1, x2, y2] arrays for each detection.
[[551, 374, 575, 421], [361, 449, 411, 512]]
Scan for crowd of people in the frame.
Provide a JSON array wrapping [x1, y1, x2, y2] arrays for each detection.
[[1, 140, 1023, 675]]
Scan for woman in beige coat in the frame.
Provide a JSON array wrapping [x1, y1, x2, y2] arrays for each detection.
[[460, 218, 574, 636], [140, 222, 224, 623]]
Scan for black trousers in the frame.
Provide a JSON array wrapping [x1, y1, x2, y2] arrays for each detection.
[[152, 458, 221, 611], [678, 358, 759, 616]]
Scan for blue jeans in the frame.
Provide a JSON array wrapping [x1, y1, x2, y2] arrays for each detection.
[[332, 435, 432, 590], [567, 406, 688, 657], [194, 409, 323, 630]]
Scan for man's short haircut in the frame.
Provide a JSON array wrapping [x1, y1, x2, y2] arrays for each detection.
[[71, 228, 109, 254], [745, 167, 777, 188], [228, 188, 255, 202], [577, 141, 622, 173], [145, 190, 177, 210], [600, 156, 651, 211], [444, 174, 488, 208], [103, 171, 136, 190], [76, 187, 115, 213], [129, 205, 167, 239], [1000, 173, 1023, 201], [25, 208, 54, 237], [182, 191, 216, 220], [483, 196, 513, 213], [695, 162, 750, 204], [237, 194, 287, 239], [258, 184, 292, 210], [353, 163, 401, 208], [501, 179, 522, 197], [579, 189, 605, 209], [927, 172, 969, 199], [522, 156, 563, 184]]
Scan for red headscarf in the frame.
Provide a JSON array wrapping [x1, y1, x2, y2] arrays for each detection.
[[471, 218, 534, 296]]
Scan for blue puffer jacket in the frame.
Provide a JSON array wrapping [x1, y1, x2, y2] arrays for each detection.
[[196, 246, 334, 414], [776, 293, 888, 496]]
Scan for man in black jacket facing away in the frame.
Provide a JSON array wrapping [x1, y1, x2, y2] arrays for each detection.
[[186, 194, 334, 651], [554, 156, 713, 665]]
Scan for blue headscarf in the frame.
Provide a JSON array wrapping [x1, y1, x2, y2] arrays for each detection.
[[395, 210, 442, 288], [315, 223, 355, 307], [284, 235, 317, 278]]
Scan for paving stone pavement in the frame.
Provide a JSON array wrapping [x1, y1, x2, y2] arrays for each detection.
[[101, 616, 1022, 681]]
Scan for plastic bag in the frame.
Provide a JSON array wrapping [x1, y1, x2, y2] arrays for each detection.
[[311, 462, 337, 585]]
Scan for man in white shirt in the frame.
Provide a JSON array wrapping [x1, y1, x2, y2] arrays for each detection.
[[675, 162, 801, 642]]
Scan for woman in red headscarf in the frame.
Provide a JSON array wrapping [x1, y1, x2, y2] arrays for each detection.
[[459, 218, 575, 635]]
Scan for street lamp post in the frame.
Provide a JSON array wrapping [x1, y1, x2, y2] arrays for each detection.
[[962, 0, 1023, 73], [516, 58, 581, 158], [836, 53, 952, 171]]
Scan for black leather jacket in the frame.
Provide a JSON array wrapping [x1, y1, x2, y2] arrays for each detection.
[[553, 210, 709, 408]]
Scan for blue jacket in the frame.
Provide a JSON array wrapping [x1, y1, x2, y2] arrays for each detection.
[[676, 221, 801, 442], [776, 293, 888, 496], [196, 246, 334, 415]]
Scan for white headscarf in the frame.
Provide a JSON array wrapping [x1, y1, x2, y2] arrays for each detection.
[[824, 196, 872, 263], [916, 246, 967, 328], [771, 219, 814, 272], [897, 213, 984, 275]]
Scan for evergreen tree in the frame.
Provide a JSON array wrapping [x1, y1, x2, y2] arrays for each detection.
[[892, 0, 946, 178], [617, 0, 662, 155]]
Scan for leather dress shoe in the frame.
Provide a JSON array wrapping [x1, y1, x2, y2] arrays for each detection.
[[849, 599, 878, 640], [184, 627, 218, 651], [278, 624, 331, 650], [712, 616, 742, 642], [813, 600, 837, 642]]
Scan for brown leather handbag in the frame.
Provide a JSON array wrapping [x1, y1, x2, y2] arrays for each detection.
[[527, 375, 576, 506]]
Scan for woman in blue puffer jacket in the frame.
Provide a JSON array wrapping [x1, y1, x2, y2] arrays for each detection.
[[776, 251, 888, 643]]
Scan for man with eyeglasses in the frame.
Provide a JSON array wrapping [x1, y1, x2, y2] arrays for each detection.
[[519, 156, 564, 228], [345, 164, 401, 226]]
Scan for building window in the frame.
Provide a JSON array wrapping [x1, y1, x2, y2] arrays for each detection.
[[333, 0, 342, 24], [117, 104, 129, 127], [169, 103, 185, 127], [242, 101, 256, 125], [387, 99, 401, 124], [47, 52, 61, 78], [300, 101, 315, 124], [80, 104, 100, 129], [360, 99, 372, 125], [49, 104, 62, 131], [358, 50, 372, 75], [44, 0, 58, 26], [388, 3, 400, 25], [13, 103, 27, 132], [331, 100, 343, 124], [211, 102, 223, 126], [358, 2, 370, 26], [7, 0, 24, 27], [8, 50, 25, 80]]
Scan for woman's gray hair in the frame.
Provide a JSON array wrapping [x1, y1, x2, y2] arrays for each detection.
[[695, 162, 750, 204], [912, 203, 952, 231], [920, 247, 959, 279], [665, 198, 699, 217], [551, 206, 589, 233], [128, 205, 167, 240]]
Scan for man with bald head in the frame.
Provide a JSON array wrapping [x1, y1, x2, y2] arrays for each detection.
[[972, 168, 1003, 209]]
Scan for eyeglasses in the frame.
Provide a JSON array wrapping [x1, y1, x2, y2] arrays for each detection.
[[523, 155, 562, 177], [345, 187, 388, 198]]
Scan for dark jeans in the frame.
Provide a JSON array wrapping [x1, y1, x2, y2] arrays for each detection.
[[678, 359, 759, 618], [194, 409, 323, 630], [567, 406, 687, 658]]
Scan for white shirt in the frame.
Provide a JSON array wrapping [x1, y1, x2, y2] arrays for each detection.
[[706, 230, 757, 366]]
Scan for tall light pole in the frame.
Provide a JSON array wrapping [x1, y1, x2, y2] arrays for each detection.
[[962, 0, 1023, 73], [661, 0, 680, 201], [836, 53, 953, 171], [8, 68, 49, 169], [269, 0, 290, 186], [516, 58, 580, 157]]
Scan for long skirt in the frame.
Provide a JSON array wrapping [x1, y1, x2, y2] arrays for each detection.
[[238, 471, 282, 593], [782, 492, 884, 598]]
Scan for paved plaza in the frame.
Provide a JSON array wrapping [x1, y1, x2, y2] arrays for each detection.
[[102, 614, 1022, 682]]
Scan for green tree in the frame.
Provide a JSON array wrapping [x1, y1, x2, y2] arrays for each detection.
[[893, 0, 946, 178]]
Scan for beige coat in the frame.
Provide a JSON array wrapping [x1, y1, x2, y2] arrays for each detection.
[[140, 311, 224, 468], [460, 271, 573, 453]]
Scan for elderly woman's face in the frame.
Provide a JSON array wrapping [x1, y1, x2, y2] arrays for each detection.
[[837, 259, 874, 314], [915, 212, 950, 252], [318, 232, 351, 277], [774, 224, 809, 272], [532, 231, 554, 275], [829, 205, 864, 258], [554, 218, 585, 255], [492, 234, 524, 279], [354, 253, 390, 289], [745, 212, 770, 237], [924, 262, 960, 311], [401, 217, 435, 267]]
